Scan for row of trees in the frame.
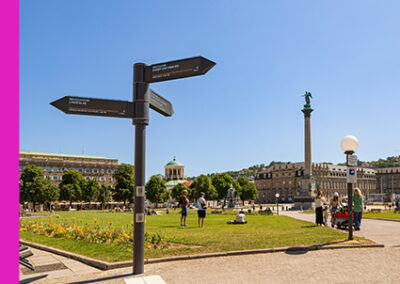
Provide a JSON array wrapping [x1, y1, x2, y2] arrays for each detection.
[[147, 173, 258, 204], [20, 163, 135, 209], [20, 164, 258, 210]]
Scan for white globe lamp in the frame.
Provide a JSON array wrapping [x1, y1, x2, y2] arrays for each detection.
[[340, 135, 359, 154]]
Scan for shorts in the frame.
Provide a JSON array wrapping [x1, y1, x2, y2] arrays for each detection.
[[181, 207, 187, 216], [197, 210, 206, 218]]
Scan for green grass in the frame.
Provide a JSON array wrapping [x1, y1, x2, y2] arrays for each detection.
[[20, 210, 372, 262], [302, 210, 315, 214], [363, 210, 400, 220]]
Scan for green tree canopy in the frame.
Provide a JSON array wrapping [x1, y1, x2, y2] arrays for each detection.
[[161, 190, 171, 203], [171, 183, 190, 201], [112, 164, 135, 205], [212, 173, 234, 200], [191, 175, 218, 200], [82, 178, 100, 203], [42, 183, 60, 210], [98, 185, 111, 207], [145, 175, 167, 204], [20, 165, 54, 209], [59, 170, 85, 205], [236, 176, 258, 201]]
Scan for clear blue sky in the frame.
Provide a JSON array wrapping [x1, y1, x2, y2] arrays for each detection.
[[20, 1, 400, 180]]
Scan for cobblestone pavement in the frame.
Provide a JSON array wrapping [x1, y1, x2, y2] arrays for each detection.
[[33, 247, 400, 284], [19, 247, 100, 283], [280, 210, 400, 247]]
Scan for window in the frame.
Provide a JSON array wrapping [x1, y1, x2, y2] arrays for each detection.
[[85, 169, 90, 173], [100, 177, 105, 181], [101, 169, 105, 174], [92, 169, 99, 173], [108, 177, 113, 182], [107, 169, 112, 174], [78, 168, 83, 173]]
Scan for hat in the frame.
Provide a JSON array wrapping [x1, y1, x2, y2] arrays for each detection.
[[333, 192, 339, 197]]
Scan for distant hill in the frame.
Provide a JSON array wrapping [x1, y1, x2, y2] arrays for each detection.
[[206, 161, 287, 179], [366, 156, 400, 168]]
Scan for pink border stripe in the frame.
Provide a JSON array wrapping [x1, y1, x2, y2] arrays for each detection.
[[0, 0, 19, 282]]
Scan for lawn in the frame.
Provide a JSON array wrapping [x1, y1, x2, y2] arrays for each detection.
[[363, 210, 400, 220], [19, 210, 372, 262]]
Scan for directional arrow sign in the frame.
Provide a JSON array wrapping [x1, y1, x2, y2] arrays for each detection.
[[145, 56, 216, 83], [50, 96, 134, 118], [148, 89, 174, 117]]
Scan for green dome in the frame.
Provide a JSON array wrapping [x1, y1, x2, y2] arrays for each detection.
[[165, 157, 183, 167]]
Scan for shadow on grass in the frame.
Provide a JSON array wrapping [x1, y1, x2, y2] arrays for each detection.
[[68, 272, 133, 284], [284, 239, 348, 255]]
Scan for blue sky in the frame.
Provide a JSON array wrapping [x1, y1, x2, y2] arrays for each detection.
[[20, 1, 400, 179]]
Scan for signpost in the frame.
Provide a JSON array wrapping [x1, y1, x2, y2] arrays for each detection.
[[346, 154, 357, 240], [50, 96, 134, 118], [50, 56, 216, 275]]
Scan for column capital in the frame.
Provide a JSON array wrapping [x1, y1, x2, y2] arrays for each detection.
[[302, 108, 314, 117]]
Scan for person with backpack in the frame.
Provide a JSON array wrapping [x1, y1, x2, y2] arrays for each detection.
[[197, 192, 207, 228], [179, 190, 189, 226]]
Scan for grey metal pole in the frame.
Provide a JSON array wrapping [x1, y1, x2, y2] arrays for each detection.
[[133, 63, 149, 275]]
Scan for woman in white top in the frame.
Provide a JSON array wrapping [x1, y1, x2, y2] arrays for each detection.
[[315, 191, 325, 226]]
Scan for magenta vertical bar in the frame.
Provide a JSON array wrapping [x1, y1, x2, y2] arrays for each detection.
[[0, 0, 19, 282]]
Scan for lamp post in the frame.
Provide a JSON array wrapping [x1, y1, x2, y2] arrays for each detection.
[[275, 193, 280, 215], [340, 135, 359, 241]]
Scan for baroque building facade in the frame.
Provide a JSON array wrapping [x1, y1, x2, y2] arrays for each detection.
[[19, 151, 119, 187], [255, 162, 376, 203], [375, 167, 400, 196]]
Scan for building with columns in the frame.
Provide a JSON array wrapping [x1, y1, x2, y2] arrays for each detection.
[[164, 157, 191, 190], [255, 162, 376, 203], [375, 167, 400, 197]]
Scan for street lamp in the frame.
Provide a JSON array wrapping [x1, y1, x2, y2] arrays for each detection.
[[275, 193, 280, 216], [340, 135, 359, 240]]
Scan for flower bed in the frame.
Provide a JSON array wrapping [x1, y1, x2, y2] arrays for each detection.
[[19, 218, 169, 250]]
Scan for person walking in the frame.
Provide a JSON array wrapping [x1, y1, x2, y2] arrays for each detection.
[[315, 191, 325, 226], [197, 192, 207, 228], [329, 192, 341, 228], [179, 190, 189, 226], [353, 188, 364, 231]]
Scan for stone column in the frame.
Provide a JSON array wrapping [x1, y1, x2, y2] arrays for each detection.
[[302, 109, 313, 177]]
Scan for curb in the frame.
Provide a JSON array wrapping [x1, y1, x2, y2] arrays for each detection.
[[364, 217, 400, 223], [19, 240, 384, 271]]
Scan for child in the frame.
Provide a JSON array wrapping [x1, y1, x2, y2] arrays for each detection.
[[323, 206, 329, 226]]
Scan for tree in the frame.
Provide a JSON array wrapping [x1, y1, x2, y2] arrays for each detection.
[[82, 178, 100, 204], [171, 183, 190, 201], [145, 175, 167, 205], [20, 165, 52, 211], [112, 164, 135, 206], [161, 190, 171, 203], [236, 176, 258, 202], [212, 173, 234, 200], [98, 185, 111, 209], [59, 170, 85, 206], [191, 175, 218, 200], [41, 183, 60, 211]]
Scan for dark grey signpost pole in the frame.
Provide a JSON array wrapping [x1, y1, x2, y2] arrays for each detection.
[[51, 56, 216, 276]]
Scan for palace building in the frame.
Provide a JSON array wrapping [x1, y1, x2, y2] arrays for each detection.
[[255, 162, 376, 203], [375, 167, 400, 196], [19, 151, 119, 187]]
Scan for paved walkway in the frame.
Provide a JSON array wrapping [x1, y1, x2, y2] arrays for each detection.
[[19, 247, 100, 283], [30, 247, 400, 284], [280, 210, 400, 247]]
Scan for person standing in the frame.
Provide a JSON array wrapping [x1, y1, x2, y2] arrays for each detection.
[[329, 192, 341, 228], [197, 192, 207, 228], [315, 191, 325, 226], [353, 188, 364, 231], [179, 190, 189, 226]]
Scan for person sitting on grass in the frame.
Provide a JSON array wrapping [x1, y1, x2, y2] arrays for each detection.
[[227, 211, 247, 224]]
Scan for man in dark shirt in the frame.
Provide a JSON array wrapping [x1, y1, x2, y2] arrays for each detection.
[[179, 190, 189, 226]]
